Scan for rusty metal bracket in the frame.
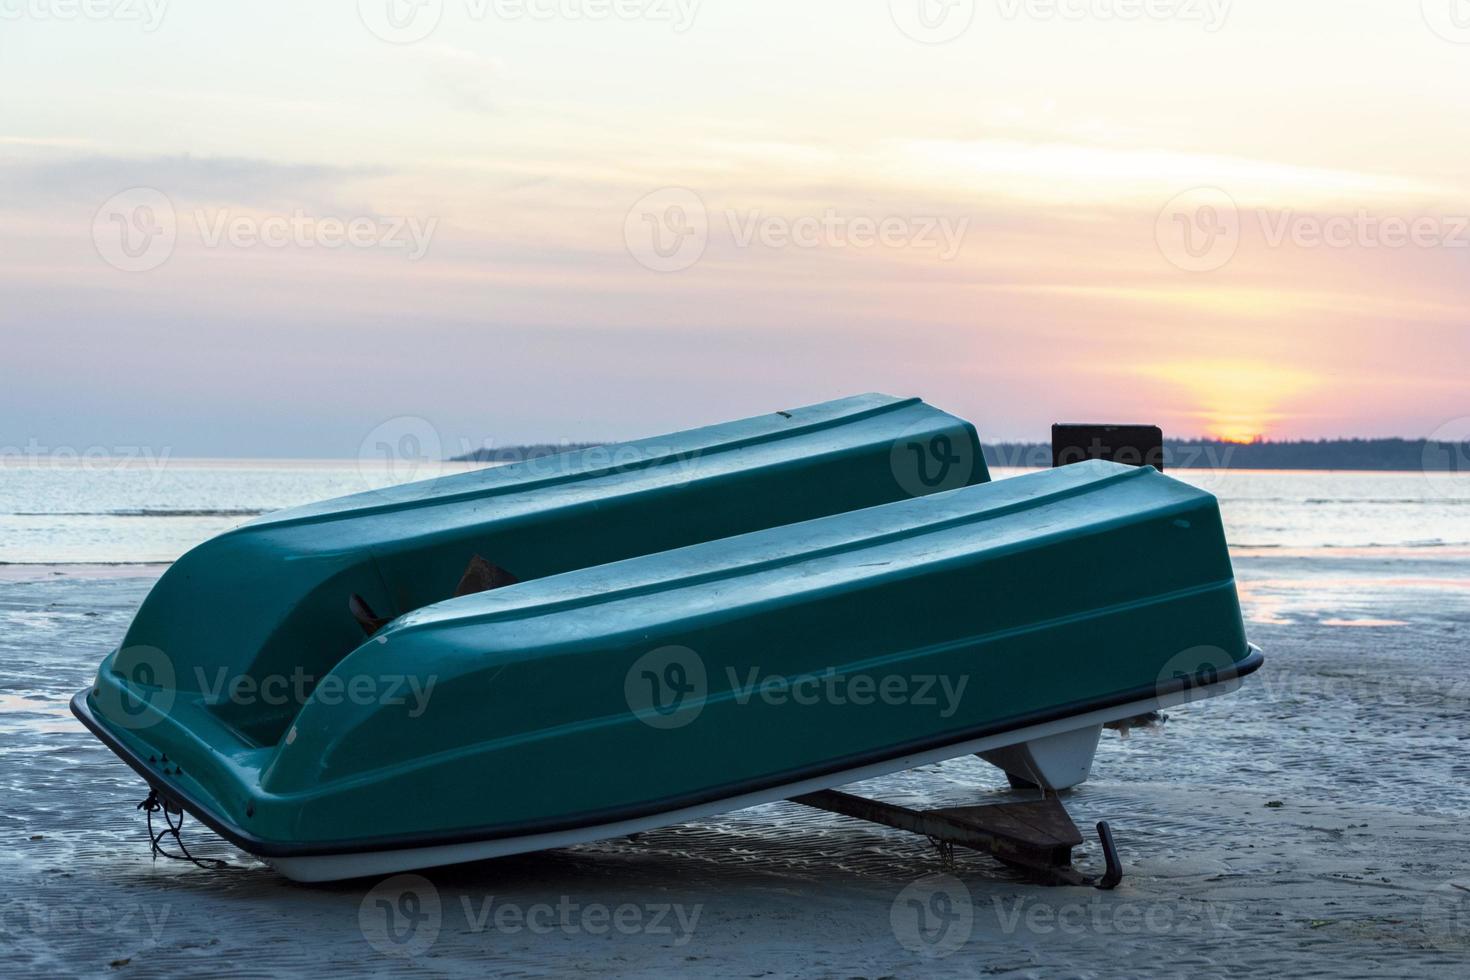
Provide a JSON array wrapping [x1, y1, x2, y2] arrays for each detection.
[[790, 789, 1122, 889]]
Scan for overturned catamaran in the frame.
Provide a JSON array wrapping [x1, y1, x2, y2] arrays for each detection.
[[73, 394, 1261, 883]]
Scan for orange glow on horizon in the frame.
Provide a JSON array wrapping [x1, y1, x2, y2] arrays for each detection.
[[1135, 360, 1320, 444], [1210, 427, 1262, 445]]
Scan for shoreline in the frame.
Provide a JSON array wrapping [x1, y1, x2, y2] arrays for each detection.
[[0, 563, 171, 582]]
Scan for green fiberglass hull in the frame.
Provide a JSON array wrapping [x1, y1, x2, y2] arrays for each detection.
[[74, 402, 1258, 881]]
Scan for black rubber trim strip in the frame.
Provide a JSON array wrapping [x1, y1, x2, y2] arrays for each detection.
[[71, 644, 1264, 860]]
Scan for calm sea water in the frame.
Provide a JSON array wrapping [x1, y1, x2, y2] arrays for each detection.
[[0, 459, 1466, 566]]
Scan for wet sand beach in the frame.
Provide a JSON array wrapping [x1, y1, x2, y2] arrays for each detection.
[[3, 552, 1468, 978]]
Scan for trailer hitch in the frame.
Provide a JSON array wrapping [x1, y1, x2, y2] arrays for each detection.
[[792, 790, 1124, 889]]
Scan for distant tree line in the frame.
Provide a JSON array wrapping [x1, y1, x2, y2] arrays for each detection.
[[984, 438, 1470, 472]]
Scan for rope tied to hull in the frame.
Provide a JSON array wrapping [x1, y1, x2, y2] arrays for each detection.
[[136, 790, 235, 871]]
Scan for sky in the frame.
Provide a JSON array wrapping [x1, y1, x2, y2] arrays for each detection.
[[2, 0, 1468, 457]]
